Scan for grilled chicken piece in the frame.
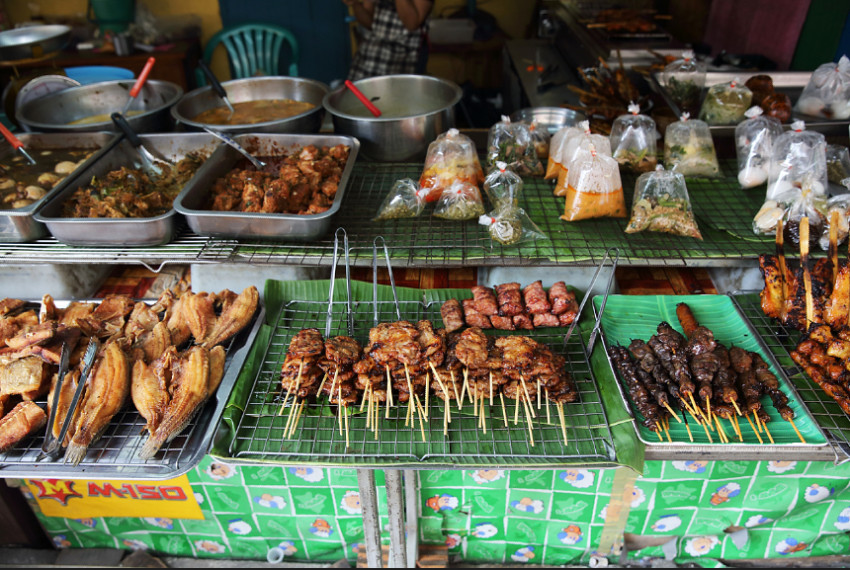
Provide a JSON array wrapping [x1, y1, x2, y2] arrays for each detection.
[[759, 254, 786, 320], [0, 401, 46, 452], [440, 299, 465, 333], [64, 341, 130, 466], [825, 262, 850, 329], [139, 345, 210, 460], [201, 286, 259, 349]]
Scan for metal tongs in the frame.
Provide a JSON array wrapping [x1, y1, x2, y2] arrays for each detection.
[[111, 112, 173, 177], [198, 59, 235, 119], [38, 338, 100, 462], [373, 236, 401, 325], [203, 127, 266, 170], [326, 227, 354, 338], [564, 247, 620, 355]]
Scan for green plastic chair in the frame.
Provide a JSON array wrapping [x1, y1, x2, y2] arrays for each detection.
[[196, 23, 299, 86]]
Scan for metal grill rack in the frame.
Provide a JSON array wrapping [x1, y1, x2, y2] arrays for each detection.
[[0, 160, 789, 269], [0, 300, 264, 479], [225, 296, 616, 468], [731, 292, 850, 462]]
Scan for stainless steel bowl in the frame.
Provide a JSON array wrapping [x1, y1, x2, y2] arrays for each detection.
[[0, 25, 71, 61], [171, 76, 329, 134], [15, 79, 182, 133], [510, 107, 587, 135], [323, 74, 462, 162]]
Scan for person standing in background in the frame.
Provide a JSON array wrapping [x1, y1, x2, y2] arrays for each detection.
[[343, 0, 433, 80]]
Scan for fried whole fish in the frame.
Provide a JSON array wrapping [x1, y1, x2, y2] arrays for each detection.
[[131, 347, 174, 436], [0, 401, 46, 452], [139, 345, 209, 460], [64, 341, 130, 466], [201, 286, 259, 348]]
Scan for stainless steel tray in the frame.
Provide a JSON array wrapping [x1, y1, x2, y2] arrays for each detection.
[[651, 71, 850, 137], [593, 293, 833, 461], [0, 298, 265, 480], [34, 133, 221, 247], [173, 133, 359, 241], [0, 132, 117, 243]]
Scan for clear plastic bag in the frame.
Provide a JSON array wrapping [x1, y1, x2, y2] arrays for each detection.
[[483, 161, 523, 209], [374, 178, 428, 221], [419, 128, 485, 202], [699, 78, 752, 125], [818, 190, 850, 251], [795, 55, 850, 120], [663, 113, 720, 177], [554, 121, 612, 196], [661, 50, 707, 114], [826, 145, 850, 187], [625, 166, 702, 239], [479, 204, 548, 246], [433, 180, 486, 221], [610, 102, 658, 173], [765, 121, 827, 200], [528, 122, 551, 160], [486, 115, 544, 176], [753, 178, 828, 239], [545, 124, 583, 179], [560, 148, 626, 221], [735, 107, 782, 189]]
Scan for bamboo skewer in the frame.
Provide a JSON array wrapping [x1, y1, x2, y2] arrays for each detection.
[[664, 423, 672, 443], [385, 365, 394, 408], [683, 415, 694, 442], [520, 375, 536, 418], [424, 375, 430, 420], [545, 389, 552, 425], [688, 393, 700, 418], [500, 392, 509, 427], [655, 422, 663, 442], [754, 411, 763, 433], [715, 415, 728, 444], [557, 402, 568, 445], [514, 392, 521, 425], [745, 412, 763, 444], [413, 393, 427, 442], [375, 398, 380, 441], [701, 416, 714, 443], [430, 363, 451, 424], [460, 368, 470, 407], [662, 402, 682, 423], [830, 210, 839, 285], [522, 393, 534, 447], [788, 418, 806, 444], [450, 370, 461, 409], [279, 361, 303, 416], [762, 420, 775, 444], [316, 372, 329, 399], [801, 217, 814, 331], [360, 381, 371, 412], [732, 414, 743, 442], [537, 377, 542, 410], [777, 220, 788, 322]]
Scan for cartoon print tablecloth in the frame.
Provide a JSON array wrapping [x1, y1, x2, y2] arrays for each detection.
[[18, 458, 850, 566]]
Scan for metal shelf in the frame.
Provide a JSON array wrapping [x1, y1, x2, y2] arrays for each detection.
[[0, 161, 780, 270]]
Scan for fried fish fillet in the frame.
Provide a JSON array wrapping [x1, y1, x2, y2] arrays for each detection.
[[131, 358, 168, 436], [64, 342, 130, 466], [183, 293, 217, 344], [0, 356, 46, 398], [0, 401, 46, 452], [139, 345, 209, 460]]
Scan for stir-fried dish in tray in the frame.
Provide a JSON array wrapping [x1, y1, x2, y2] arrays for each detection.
[[208, 144, 350, 215], [62, 152, 208, 218]]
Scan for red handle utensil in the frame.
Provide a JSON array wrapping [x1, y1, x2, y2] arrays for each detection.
[[121, 57, 156, 115], [0, 121, 35, 165], [344, 79, 382, 117]]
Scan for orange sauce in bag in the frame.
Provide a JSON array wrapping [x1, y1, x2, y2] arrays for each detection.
[[560, 185, 627, 221]]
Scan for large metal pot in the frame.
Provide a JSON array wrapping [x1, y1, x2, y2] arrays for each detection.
[[0, 25, 71, 61], [171, 76, 329, 134], [323, 75, 462, 162], [15, 79, 182, 133]]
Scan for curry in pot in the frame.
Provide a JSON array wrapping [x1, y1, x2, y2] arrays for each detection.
[[192, 99, 315, 125]]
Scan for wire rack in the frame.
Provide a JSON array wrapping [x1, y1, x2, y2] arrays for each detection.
[[731, 292, 850, 462], [0, 301, 265, 480], [0, 160, 785, 269], [224, 296, 617, 468]]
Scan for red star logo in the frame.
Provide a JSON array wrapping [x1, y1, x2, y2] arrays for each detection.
[[30, 479, 83, 506]]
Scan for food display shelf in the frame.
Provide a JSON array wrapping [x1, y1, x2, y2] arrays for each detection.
[[0, 300, 265, 480], [0, 160, 780, 269], [593, 294, 835, 462], [731, 292, 850, 462], [212, 281, 622, 469]]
